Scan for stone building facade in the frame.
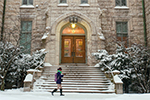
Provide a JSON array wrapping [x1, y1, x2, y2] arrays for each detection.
[[0, 0, 4, 34], [0, 0, 149, 65], [145, 0, 150, 46]]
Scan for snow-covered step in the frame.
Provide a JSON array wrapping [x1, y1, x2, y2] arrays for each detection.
[[48, 89, 115, 93], [47, 78, 108, 81], [42, 74, 105, 77], [44, 87, 109, 91], [37, 84, 107, 87], [43, 72, 105, 75], [46, 80, 109, 83], [43, 82, 111, 85]]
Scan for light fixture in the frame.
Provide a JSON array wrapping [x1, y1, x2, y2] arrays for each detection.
[[71, 24, 76, 29], [69, 16, 78, 29]]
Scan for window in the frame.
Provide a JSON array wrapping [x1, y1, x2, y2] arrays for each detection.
[[116, 0, 126, 6], [59, 0, 67, 3], [22, 0, 33, 5], [20, 21, 32, 54], [81, 0, 88, 4], [116, 22, 128, 46]]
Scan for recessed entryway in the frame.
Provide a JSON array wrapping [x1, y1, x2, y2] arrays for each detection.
[[61, 23, 86, 63]]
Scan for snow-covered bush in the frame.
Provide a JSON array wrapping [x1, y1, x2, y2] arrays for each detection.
[[126, 44, 150, 93], [0, 42, 47, 90], [93, 44, 150, 93]]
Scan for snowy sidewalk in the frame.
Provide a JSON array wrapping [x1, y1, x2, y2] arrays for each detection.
[[0, 89, 150, 100]]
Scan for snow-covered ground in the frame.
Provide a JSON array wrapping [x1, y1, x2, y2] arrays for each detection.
[[0, 89, 150, 100]]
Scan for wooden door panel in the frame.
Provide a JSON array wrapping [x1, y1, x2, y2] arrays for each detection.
[[74, 37, 85, 63], [61, 36, 85, 63], [61, 36, 73, 63]]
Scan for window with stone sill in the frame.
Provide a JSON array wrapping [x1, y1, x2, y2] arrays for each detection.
[[81, 0, 88, 4], [22, 0, 33, 5], [116, 0, 126, 6], [20, 21, 32, 54], [116, 22, 128, 47], [59, 0, 67, 3]]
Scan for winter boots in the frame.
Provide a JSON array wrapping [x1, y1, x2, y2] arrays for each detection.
[[60, 89, 64, 96], [51, 89, 57, 96], [51, 88, 64, 96]]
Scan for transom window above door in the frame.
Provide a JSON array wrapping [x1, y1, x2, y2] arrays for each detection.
[[22, 0, 33, 5], [81, 0, 88, 4], [62, 24, 85, 35], [59, 0, 67, 3]]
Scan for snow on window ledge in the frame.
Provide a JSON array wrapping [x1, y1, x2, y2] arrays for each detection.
[[20, 5, 35, 9], [79, 4, 90, 7], [114, 6, 129, 10], [57, 3, 68, 7]]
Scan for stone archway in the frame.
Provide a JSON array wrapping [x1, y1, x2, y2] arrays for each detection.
[[45, 12, 97, 65], [60, 23, 87, 63]]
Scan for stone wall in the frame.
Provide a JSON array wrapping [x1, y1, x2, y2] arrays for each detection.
[[3, 0, 21, 44], [0, 0, 4, 38], [4, 0, 48, 51], [98, 0, 145, 53], [145, 0, 150, 46]]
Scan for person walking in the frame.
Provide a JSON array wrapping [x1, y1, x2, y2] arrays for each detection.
[[51, 67, 65, 96]]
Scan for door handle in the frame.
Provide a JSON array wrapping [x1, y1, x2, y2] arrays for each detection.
[[72, 52, 75, 57], [72, 52, 74, 57]]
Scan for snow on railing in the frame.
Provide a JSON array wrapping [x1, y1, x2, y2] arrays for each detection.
[[103, 62, 123, 94], [24, 49, 47, 91], [24, 74, 33, 82], [103, 63, 114, 76]]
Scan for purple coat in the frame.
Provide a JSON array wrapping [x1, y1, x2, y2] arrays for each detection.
[[56, 72, 64, 84]]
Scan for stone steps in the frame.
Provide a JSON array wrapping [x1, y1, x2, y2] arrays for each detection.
[[33, 65, 114, 93]]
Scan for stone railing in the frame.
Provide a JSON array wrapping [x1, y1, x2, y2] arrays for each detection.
[[23, 63, 51, 92], [113, 73, 123, 94], [103, 63, 123, 94], [23, 69, 42, 92]]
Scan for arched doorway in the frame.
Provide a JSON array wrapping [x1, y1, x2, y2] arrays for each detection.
[[61, 23, 87, 63]]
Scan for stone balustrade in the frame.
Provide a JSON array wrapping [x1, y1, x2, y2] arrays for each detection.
[[23, 69, 42, 92], [105, 70, 123, 94]]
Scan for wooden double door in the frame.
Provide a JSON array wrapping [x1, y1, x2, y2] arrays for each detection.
[[61, 36, 85, 63]]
